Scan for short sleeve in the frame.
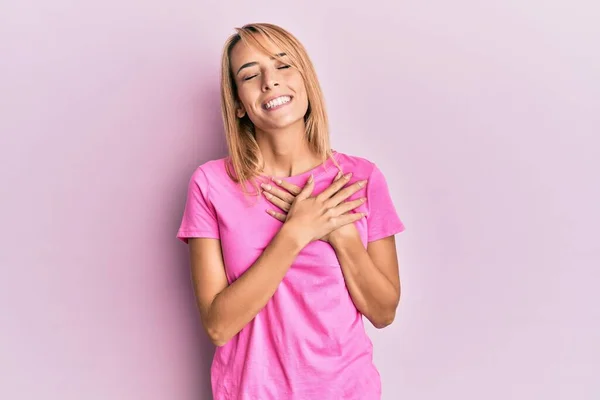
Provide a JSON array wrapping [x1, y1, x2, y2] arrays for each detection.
[[176, 167, 220, 244], [366, 163, 406, 242]]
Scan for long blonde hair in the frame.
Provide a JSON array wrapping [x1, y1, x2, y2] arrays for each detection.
[[220, 23, 337, 195]]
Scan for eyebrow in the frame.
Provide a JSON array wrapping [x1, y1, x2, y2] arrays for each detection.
[[236, 52, 287, 76]]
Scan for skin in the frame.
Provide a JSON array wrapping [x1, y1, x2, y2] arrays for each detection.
[[188, 35, 401, 347], [263, 174, 401, 328]]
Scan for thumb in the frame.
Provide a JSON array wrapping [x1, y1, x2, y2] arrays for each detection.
[[296, 174, 314, 200]]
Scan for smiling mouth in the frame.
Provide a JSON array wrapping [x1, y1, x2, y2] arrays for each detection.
[[262, 95, 293, 111]]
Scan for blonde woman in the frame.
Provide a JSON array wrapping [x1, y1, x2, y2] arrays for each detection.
[[177, 23, 406, 400]]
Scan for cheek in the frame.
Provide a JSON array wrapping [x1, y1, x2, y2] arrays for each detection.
[[294, 81, 309, 104], [237, 83, 259, 106], [296, 88, 309, 112], [236, 88, 251, 107]]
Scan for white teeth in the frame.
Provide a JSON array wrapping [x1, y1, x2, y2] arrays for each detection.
[[265, 96, 291, 109]]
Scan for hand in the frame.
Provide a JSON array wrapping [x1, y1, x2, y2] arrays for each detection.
[[262, 171, 345, 242], [262, 171, 367, 244]]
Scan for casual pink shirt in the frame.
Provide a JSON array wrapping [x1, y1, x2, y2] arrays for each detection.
[[177, 151, 405, 400]]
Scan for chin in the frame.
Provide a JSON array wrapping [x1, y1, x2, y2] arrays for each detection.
[[269, 117, 305, 130], [257, 110, 304, 129]]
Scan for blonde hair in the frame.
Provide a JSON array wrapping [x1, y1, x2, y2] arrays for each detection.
[[220, 23, 337, 195]]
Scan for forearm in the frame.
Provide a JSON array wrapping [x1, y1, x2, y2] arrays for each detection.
[[331, 234, 399, 328], [207, 224, 306, 345]]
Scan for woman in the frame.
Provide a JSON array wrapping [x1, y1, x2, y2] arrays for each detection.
[[177, 23, 406, 400]]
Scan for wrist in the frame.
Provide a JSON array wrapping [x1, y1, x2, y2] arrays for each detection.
[[329, 226, 360, 249], [328, 231, 345, 248], [279, 222, 311, 251]]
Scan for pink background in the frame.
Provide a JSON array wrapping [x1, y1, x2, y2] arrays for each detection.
[[1, 1, 598, 399]]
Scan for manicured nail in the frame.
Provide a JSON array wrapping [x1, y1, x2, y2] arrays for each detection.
[[358, 180, 367, 187], [261, 183, 271, 190], [271, 177, 282, 185], [344, 173, 352, 180]]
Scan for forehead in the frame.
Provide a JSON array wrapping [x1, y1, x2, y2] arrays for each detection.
[[229, 35, 283, 69]]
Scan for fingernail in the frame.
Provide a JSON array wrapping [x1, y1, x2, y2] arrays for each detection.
[[261, 183, 271, 190], [308, 174, 314, 183], [358, 180, 367, 187], [335, 171, 342, 179], [344, 173, 352, 180], [272, 177, 282, 185], [264, 192, 272, 199], [360, 197, 366, 203]]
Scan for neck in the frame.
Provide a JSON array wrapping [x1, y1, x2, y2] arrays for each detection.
[[255, 122, 322, 177]]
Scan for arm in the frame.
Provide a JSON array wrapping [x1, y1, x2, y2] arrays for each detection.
[[187, 174, 363, 346], [330, 231, 401, 328], [189, 224, 304, 346]]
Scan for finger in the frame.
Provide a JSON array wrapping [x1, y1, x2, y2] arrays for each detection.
[[271, 177, 302, 196], [325, 179, 367, 208], [263, 190, 291, 212], [335, 211, 367, 227], [333, 170, 343, 182], [333, 197, 366, 215], [261, 182, 294, 203], [316, 172, 353, 202], [265, 209, 286, 222], [296, 174, 314, 201]]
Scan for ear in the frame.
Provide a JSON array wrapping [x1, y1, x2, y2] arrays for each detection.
[[236, 103, 246, 118]]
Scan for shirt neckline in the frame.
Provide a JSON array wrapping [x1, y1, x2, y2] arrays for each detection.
[[261, 150, 340, 183]]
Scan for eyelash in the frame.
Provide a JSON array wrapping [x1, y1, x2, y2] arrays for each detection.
[[243, 65, 291, 81]]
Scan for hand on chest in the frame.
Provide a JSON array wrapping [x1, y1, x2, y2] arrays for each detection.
[[214, 177, 369, 280]]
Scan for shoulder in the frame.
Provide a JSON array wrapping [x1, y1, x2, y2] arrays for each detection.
[[333, 150, 377, 178], [196, 156, 229, 176], [333, 150, 394, 193], [185, 157, 231, 198], [188, 156, 229, 182]]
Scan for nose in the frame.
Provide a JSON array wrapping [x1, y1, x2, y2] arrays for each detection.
[[263, 80, 279, 91], [262, 69, 279, 91]]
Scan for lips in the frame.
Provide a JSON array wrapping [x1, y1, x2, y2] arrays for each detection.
[[262, 95, 293, 110]]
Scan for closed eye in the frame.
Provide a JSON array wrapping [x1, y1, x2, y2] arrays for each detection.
[[242, 65, 291, 81]]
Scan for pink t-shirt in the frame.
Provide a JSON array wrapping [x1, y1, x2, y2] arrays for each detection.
[[177, 150, 405, 400]]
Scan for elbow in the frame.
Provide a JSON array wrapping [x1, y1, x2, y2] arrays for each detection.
[[203, 314, 231, 347], [206, 324, 230, 347], [372, 288, 401, 329], [371, 310, 396, 329], [211, 338, 229, 347], [207, 329, 226, 346], [202, 300, 232, 347], [368, 298, 399, 329]]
